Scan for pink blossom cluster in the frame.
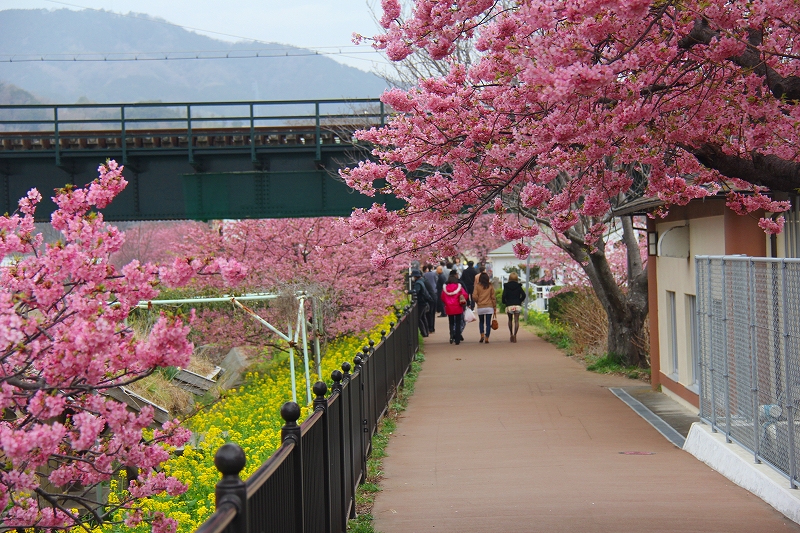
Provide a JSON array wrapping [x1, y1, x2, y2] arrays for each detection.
[[0, 161, 198, 532], [343, 0, 797, 261], [170, 217, 406, 343]]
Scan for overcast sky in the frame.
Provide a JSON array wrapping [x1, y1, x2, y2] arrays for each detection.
[[0, 0, 390, 72]]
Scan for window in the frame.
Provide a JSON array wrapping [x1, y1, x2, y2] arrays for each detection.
[[686, 294, 699, 391], [667, 291, 678, 377]]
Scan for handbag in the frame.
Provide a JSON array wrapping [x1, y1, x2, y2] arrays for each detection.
[[491, 312, 499, 330], [463, 307, 477, 323]]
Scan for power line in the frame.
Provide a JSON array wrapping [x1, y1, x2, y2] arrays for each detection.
[[42, 0, 294, 46], [25, 1, 389, 67], [0, 48, 389, 64]]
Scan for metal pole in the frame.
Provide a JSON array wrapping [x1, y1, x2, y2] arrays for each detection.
[[749, 258, 762, 463], [722, 258, 732, 443], [249, 103, 257, 164], [312, 297, 322, 378], [288, 321, 297, 404], [187, 104, 193, 165], [299, 295, 312, 405], [54, 107, 60, 166], [696, 258, 705, 421], [315, 102, 321, 162], [121, 106, 127, 165], [231, 299, 291, 342], [708, 258, 718, 432], [780, 260, 798, 488], [380, 101, 385, 126], [524, 244, 531, 319], [138, 293, 279, 307]]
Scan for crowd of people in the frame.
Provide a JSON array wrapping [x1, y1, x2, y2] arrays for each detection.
[[410, 259, 527, 345]]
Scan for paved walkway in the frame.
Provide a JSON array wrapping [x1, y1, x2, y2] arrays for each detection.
[[372, 320, 800, 533]]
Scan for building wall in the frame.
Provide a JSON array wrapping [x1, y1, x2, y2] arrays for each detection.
[[652, 202, 768, 408], [655, 215, 725, 407]]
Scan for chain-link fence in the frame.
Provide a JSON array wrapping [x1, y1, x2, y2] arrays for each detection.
[[696, 256, 800, 488]]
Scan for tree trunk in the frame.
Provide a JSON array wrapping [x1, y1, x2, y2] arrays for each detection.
[[561, 216, 649, 367], [604, 293, 649, 368]]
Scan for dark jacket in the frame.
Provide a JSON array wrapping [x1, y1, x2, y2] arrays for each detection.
[[412, 278, 434, 305], [436, 272, 447, 294], [461, 266, 478, 292], [423, 271, 438, 297], [502, 281, 527, 306]]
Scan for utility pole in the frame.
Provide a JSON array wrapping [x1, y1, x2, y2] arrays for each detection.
[[524, 239, 531, 319]]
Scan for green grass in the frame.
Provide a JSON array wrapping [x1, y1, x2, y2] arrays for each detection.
[[584, 353, 651, 380], [346, 351, 425, 533], [525, 310, 573, 352]]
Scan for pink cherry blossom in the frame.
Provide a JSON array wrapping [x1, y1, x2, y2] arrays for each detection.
[[0, 161, 195, 532]]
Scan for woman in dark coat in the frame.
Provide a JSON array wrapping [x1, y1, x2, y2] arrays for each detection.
[[501, 271, 526, 343]]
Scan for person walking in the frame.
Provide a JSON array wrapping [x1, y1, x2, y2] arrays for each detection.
[[441, 270, 468, 345], [461, 260, 478, 309], [502, 272, 526, 343], [410, 269, 434, 337], [436, 265, 447, 317], [422, 264, 438, 333], [472, 272, 497, 343]]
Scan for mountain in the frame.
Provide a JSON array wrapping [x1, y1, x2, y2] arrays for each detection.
[[0, 82, 43, 105], [0, 9, 389, 104]]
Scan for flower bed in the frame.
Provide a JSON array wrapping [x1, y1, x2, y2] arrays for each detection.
[[110, 313, 395, 533]]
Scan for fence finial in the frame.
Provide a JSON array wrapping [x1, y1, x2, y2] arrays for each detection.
[[281, 402, 301, 441], [313, 381, 328, 411], [341, 361, 351, 383], [213, 443, 248, 532], [331, 369, 343, 393], [354, 355, 363, 372]]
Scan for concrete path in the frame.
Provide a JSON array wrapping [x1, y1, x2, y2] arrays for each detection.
[[372, 320, 800, 533]]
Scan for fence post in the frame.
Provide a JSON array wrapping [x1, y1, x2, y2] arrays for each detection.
[[330, 369, 348, 529], [780, 261, 798, 488], [354, 353, 367, 439], [707, 257, 718, 432], [749, 258, 762, 464], [281, 402, 304, 533], [313, 381, 332, 533], [721, 258, 732, 443], [214, 443, 248, 533], [249, 103, 257, 165], [54, 107, 60, 166], [120, 106, 127, 165]]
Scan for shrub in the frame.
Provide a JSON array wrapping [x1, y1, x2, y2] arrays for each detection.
[[557, 288, 608, 356], [546, 289, 575, 321]]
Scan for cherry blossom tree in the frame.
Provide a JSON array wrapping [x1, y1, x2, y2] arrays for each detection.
[[0, 161, 244, 533], [174, 217, 405, 345], [459, 215, 506, 262], [342, 0, 797, 366], [110, 220, 205, 269]]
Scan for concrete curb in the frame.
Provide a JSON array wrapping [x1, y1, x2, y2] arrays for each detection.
[[683, 422, 800, 525]]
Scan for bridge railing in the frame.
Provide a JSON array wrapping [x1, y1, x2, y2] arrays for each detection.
[[0, 98, 386, 164], [195, 301, 419, 533]]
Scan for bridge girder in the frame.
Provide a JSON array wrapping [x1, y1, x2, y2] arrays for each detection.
[[0, 99, 403, 221]]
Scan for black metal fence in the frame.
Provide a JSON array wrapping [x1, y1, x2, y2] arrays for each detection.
[[195, 302, 419, 533]]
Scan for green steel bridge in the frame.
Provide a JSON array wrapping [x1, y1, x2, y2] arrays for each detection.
[[0, 99, 402, 221]]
